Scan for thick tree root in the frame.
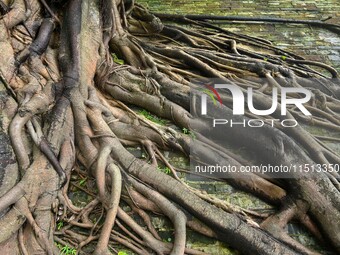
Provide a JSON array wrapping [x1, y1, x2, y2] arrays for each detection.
[[0, 0, 339, 254]]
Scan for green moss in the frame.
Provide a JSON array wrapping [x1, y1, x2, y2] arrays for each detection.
[[138, 109, 167, 125], [138, 0, 222, 15]]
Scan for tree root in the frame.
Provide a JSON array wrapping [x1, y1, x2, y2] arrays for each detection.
[[0, 0, 340, 254]]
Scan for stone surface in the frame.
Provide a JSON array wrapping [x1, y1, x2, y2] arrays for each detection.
[[139, 0, 340, 72]]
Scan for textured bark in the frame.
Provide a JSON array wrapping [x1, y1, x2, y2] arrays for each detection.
[[0, 0, 339, 254]]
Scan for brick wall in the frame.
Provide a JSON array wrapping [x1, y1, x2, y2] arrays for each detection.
[[138, 0, 340, 71]]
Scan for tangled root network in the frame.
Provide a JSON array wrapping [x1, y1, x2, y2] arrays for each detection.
[[0, 0, 340, 255]]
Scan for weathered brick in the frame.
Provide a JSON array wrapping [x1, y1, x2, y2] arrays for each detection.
[[138, 0, 340, 76]]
